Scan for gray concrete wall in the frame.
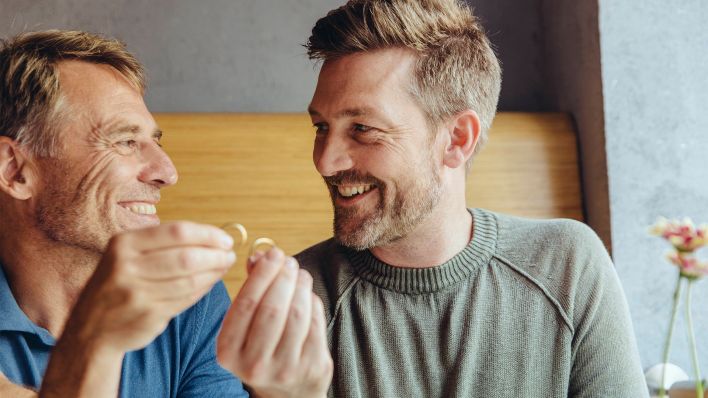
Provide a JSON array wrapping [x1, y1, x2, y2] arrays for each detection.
[[0, 0, 547, 112], [0, 0, 333, 112], [600, 0, 708, 372]]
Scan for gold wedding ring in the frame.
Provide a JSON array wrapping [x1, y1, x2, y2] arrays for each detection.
[[249, 237, 277, 258], [220, 223, 248, 249], [220, 222, 277, 257]]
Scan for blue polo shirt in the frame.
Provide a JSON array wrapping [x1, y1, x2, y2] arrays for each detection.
[[0, 265, 248, 397]]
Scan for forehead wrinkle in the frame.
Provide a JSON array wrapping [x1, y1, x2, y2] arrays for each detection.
[[337, 107, 375, 119]]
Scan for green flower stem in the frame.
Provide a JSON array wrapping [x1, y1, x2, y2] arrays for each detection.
[[659, 274, 684, 398], [685, 279, 704, 398]]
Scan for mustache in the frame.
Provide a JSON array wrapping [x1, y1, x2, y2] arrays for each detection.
[[322, 170, 383, 187]]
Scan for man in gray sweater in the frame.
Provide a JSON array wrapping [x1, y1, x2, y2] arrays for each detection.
[[295, 0, 649, 396]]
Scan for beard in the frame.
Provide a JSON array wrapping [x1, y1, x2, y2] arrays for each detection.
[[35, 191, 109, 254], [324, 158, 443, 250]]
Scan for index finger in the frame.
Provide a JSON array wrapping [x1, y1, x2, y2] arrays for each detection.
[[112, 221, 234, 253], [218, 248, 287, 354]]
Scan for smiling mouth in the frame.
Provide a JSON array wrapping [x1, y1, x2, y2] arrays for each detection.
[[336, 184, 376, 198], [120, 203, 157, 215]]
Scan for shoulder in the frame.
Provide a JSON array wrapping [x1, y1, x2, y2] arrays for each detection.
[[490, 210, 610, 275], [480, 210, 616, 330]]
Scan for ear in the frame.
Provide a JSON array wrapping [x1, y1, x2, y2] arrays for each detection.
[[442, 110, 481, 169], [0, 137, 36, 200]]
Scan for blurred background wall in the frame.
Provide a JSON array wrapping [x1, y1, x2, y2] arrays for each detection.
[[2, 0, 707, 376], [599, 0, 708, 376]]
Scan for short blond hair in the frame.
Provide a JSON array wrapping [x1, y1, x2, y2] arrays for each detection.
[[307, 0, 502, 158], [0, 30, 145, 157]]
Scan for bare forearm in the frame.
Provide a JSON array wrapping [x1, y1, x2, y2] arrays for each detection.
[[0, 372, 37, 398], [0, 384, 37, 398], [40, 334, 124, 398]]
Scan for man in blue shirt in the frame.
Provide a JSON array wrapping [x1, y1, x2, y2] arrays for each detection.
[[0, 30, 249, 397], [0, 265, 245, 397]]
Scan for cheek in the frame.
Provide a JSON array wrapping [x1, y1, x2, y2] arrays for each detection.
[[378, 143, 418, 172], [83, 156, 132, 198], [312, 138, 324, 163]]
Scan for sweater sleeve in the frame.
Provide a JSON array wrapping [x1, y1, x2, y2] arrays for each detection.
[[567, 226, 648, 397]]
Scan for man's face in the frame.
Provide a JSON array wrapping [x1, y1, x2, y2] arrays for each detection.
[[32, 61, 177, 253], [308, 48, 443, 250]]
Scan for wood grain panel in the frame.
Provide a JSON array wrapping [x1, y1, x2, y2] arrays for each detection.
[[153, 112, 582, 297]]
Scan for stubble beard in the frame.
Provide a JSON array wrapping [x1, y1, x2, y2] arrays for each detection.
[[36, 195, 109, 255], [34, 160, 113, 255], [330, 161, 443, 251]]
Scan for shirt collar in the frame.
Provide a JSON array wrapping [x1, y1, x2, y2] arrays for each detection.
[[0, 263, 56, 345]]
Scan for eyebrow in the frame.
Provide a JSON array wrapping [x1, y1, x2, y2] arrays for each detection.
[[307, 106, 379, 119], [108, 124, 163, 140]]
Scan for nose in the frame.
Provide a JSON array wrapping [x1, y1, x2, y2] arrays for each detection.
[[313, 132, 354, 177], [138, 142, 178, 187]]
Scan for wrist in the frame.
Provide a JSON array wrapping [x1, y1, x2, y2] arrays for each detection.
[[55, 322, 125, 363], [40, 331, 124, 398]]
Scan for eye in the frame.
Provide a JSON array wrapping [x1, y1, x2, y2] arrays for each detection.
[[118, 139, 138, 148], [353, 123, 373, 133], [313, 123, 328, 136], [114, 139, 139, 154], [351, 123, 381, 144]]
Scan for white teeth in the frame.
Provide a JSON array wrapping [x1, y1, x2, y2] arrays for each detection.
[[125, 204, 157, 215], [337, 184, 373, 198]]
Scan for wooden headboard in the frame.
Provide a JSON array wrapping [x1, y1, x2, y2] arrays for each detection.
[[154, 112, 582, 297]]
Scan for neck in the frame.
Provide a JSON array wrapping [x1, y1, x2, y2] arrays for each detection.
[[0, 227, 100, 337], [370, 184, 472, 268]]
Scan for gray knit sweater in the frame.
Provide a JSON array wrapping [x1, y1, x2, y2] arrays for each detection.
[[295, 208, 648, 398]]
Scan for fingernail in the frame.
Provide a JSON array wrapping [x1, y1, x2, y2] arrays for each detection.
[[285, 257, 298, 271], [220, 232, 234, 249]]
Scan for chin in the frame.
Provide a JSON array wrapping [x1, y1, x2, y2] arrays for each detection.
[[122, 218, 161, 231], [116, 206, 161, 231], [334, 216, 381, 250]]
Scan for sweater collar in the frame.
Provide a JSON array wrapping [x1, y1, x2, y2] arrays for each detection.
[[346, 208, 497, 294]]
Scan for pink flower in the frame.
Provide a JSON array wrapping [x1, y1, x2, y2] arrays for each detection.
[[650, 217, 708, 252], [666, 251, 708, 278], [650, 217, 707, 397]]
